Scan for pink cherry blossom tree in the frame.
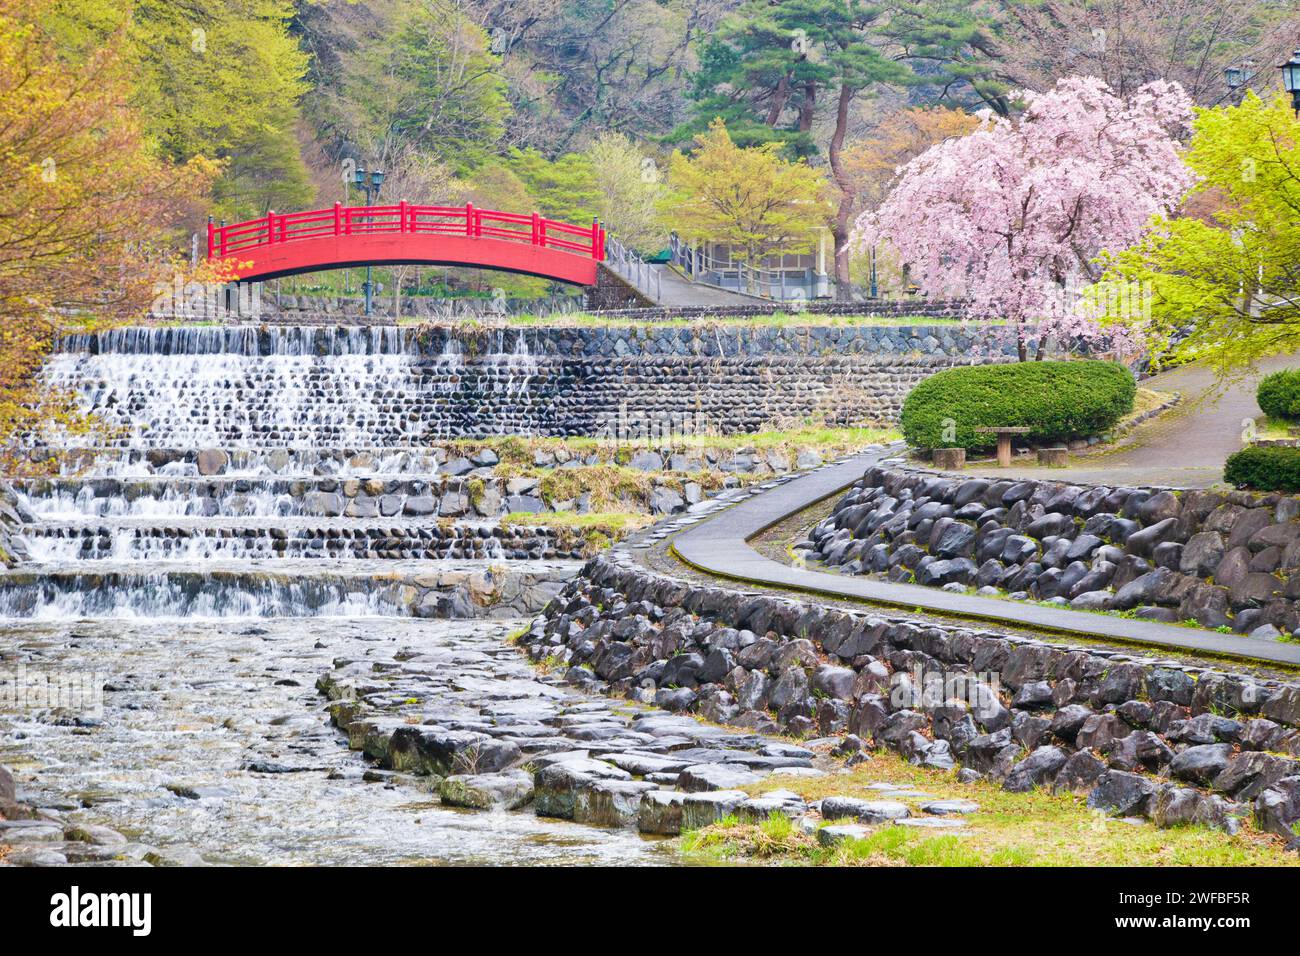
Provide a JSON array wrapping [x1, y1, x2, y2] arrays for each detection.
[[853, 76, 1196, 360]]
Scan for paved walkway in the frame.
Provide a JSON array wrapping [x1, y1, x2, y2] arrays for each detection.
[[955, 354, 1300, 488], [649, 265, 764, 308], [661, 447, 1300, 666]]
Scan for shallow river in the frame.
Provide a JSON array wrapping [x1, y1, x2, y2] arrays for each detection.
[[0, 616, 680, 866]]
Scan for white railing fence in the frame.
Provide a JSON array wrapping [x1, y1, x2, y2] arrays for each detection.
[[668, 234, 829, 302], [604, 234, 662, 303]]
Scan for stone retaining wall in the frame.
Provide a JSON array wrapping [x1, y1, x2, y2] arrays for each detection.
[[19, 442, 830, 480], [155, 290, 965, 323], [66, 321, 1025, 360], [523, 552, 1300, 847], [22, 522, 584, 563], [807, 465, 1300, 640], [13, 469, 721, 522], [0, 562, 572, 619], [0, 483, 30, 567], [52, 324, 1041, 442]]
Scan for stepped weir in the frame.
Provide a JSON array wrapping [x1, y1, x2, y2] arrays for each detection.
[[0, 317, 1009, 865], [3, 325, 583, 619], [0, 322, 693, 865]]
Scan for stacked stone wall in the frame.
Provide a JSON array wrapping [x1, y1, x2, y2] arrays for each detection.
[[525, 552, 1300, 846], [809, 465, 1300, 639]]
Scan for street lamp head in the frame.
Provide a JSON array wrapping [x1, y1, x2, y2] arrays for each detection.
[[1281, 50, 1300, 110], [1283, 50, 1300, 91], [353, 166, 366, 187], [370, 170, 384, 192]]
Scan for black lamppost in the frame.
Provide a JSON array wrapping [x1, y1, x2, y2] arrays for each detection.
[[352, 166, 385, 315], [1224, 61, 1255, 95], [1281, 50, 1300, 114]]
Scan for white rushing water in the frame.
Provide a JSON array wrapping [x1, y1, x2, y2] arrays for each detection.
[[0, 322, 678, 868], [35, 326, 555, 449], [0, 618, 676, 865]]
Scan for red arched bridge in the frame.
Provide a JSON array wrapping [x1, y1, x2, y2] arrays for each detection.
[[207, 203, 606, 286]]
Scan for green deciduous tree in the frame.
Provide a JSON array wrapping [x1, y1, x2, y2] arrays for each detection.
[[1096, 92, 1300, 378], [506, 148, 600, 226], [663, 119, 830, 272], [583, 133, 666, 251], [339, 0, 510, 175], [46, 0, 313, 220]]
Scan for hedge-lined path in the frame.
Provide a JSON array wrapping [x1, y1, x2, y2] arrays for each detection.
[[948, 353, 1300, 489], [656, 446, 1300, 666]]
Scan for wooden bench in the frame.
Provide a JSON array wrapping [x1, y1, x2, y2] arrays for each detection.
[[975, 426, 1031, 468]]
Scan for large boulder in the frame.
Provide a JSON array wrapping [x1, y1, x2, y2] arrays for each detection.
[[1003, 745, 1068, 793], [1169, 743, 1235, 785], [1053, 751, 1106, 793], [1181, 532, 1226, 578], [677, 763, 764, 793], [638, 790, 687, 835], [439, 770, 534, 810], [1254, 776, 1300, 842], [820, 796, 910, 823], [196, 448, 229, 476], [573, 780, 658, 828], [1088, 770, 1156, 817], [680, 790, 750, 830], [534, 759, 631, 819], [811, 664, 856, 701]]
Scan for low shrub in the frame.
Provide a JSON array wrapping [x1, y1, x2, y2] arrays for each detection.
[[1224, 445, 1300, 491], [1257, 369, 1300, 421], [900, 360, 1137, 451]]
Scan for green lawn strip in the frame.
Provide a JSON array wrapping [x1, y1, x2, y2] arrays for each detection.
[[1253, 415, 1297, 441], [444, 426, 899, 465], [499, 510, 654, 555], [501, 312, 990, 329], [680, 754, 1299, 867]]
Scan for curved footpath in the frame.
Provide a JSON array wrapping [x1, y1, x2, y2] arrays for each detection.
[[665, 446, 1300, 668], [956, 354, 1300, 489]]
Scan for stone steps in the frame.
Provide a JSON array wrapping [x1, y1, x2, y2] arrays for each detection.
[[14, 474, 527, 520], [23, 519, 574, 562], [0, 559, 577, 619]]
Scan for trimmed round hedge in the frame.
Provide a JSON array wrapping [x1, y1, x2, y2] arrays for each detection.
[[1257, 369, 1300, 422], [901, 359, 1137, 451], [1224, 445, 1300, 491]]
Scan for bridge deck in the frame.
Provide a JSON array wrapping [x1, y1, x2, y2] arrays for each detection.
[[209, 203, 604, 286]]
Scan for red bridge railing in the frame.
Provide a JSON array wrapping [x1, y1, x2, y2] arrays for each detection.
[[207, 203, 606, 262]]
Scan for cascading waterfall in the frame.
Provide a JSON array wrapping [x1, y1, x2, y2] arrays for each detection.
[[36, 324, 553, 449], [3, 324, 575, 620], [1, 565, 407, 619]]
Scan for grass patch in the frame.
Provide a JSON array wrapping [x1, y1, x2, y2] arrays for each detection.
[[502, 312, 988, 329], [501, 510, 654, 555], [680, 753, 1299, 867], [1253, 415, 1297, 441], [441, 425, 898, 461], [1127, 387, 1174, 422]]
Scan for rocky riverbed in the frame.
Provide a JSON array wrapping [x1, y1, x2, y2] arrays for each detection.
[[0, 616, 684, 865]]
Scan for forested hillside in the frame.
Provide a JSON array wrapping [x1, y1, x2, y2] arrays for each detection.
[[16, 0, 1300, 304]]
